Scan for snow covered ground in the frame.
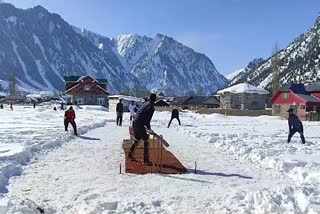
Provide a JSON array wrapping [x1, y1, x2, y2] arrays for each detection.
[[0, 104, 109, 194], [0, 106, 319, 213]]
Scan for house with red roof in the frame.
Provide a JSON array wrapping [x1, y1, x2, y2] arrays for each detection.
[[270, 83, 320, 120], [64, 76, 109, 107]]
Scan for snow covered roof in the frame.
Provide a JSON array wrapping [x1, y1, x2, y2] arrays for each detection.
[[26, 93, 42, 99], [64, 76, 108, 84], [305, 83, 320, 92], [108, 95, 144, 102], [217, 83, 269, 95]]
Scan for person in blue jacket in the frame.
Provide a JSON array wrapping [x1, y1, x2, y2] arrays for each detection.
[[287, 108, 305, 144], [128, 93, 156, 164]]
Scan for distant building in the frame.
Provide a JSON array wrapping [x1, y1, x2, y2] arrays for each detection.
[[154, 99, 170, 107], [306, 83, 320, 99], [64, 76, 109, 107], [175, 96, 220, 109], [217, 83, 269, 110], [158, 92, 165, 99], [108, 95, 144, 112], [271, 83, 320, 120], [0, 92, 6, 99]]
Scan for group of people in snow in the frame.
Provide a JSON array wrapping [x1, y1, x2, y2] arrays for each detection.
[[114, 94, 182, 164], [115, 100, 141, 126]]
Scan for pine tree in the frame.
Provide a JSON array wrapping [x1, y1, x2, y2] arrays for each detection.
[[9, 71, 16, 97], [272, 43, 280, 95], [196, 87, 204, 96]]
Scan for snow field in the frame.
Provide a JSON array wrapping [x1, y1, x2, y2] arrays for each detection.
[[173, 112, 320, 213], [0, 107, 320, 213], [0, 104, 110, 194]]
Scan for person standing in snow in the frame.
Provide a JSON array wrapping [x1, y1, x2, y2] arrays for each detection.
[[64, 106, 77, 136], [116, 99, 124, 126], [9, 100, 13, 111], [128, 101, 137, 123], [168, 107, 181, 128], [128, 93, 156, 164], [33, 101, 36, 109], [60, 102, 64, 111], [0, 104, 3, 109], [287, 108, 305, 144]]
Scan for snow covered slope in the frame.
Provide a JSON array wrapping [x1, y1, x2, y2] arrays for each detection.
[[0, 2, 227, 95], [226, 68, 245, 80], [112, 34, 228, 95], [0, 3, 147, 94], [228, 58, 266, 86], [81, 32, 228, 95], [229, 16, 320, 88]]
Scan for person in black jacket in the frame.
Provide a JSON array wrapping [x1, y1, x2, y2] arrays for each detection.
[[168, 107, 181, 128], [128, 93, 156, 164], [116, 99, 124, 126], [287, 108, 305, 144]]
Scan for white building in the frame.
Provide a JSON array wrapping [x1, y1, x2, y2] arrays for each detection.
[[217, 83, 269, 110], [108, 95, 145, 112]]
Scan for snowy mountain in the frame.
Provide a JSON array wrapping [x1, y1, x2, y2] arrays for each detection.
[[228, 16, 320, 89], [80, 32, 228, 95], [0, 2, 227, 95], [0, 3, 146, 94], [228, 58, 266, 86], [226, 68, 245, 80]]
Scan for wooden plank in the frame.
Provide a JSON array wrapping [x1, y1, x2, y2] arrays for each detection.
[[123, 140, 187, 174]]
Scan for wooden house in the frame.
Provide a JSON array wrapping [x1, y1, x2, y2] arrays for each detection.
[[64, 76, 109, 106], [270, 83, 320, 120]]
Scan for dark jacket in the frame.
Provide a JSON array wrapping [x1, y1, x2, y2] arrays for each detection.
[[133, 101, 155, 129], [288, 114, 303, 132], [116, 102, 123, 113], [171, 109, 179, 118]]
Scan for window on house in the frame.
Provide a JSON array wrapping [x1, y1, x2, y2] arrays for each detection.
[[252, 101, 257, 107], [300, 105, 306, 110], [97, 97, 105, 105], [306, 106, 315, 112], [76, 97, 85, 105], [274, 105, 281, 113], [282, 93, 290, 99]]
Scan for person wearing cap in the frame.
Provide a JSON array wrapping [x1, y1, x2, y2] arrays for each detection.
[[128, 93, 156, 164], [64, 106, 77, 136], [287, 108, 305, 144], [116, 99, 124, 126]]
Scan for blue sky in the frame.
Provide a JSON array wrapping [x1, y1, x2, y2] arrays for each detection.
[[5, 0, 320, 75]]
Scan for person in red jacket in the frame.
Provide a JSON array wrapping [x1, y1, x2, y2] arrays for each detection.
[[64, 106, 77, 135]]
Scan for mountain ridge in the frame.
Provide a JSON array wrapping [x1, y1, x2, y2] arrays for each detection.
[[228, 15, 320, 89], [0, 2, 227, 96]]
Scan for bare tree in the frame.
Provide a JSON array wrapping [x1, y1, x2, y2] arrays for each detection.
[[272, 43, 280, 95]]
